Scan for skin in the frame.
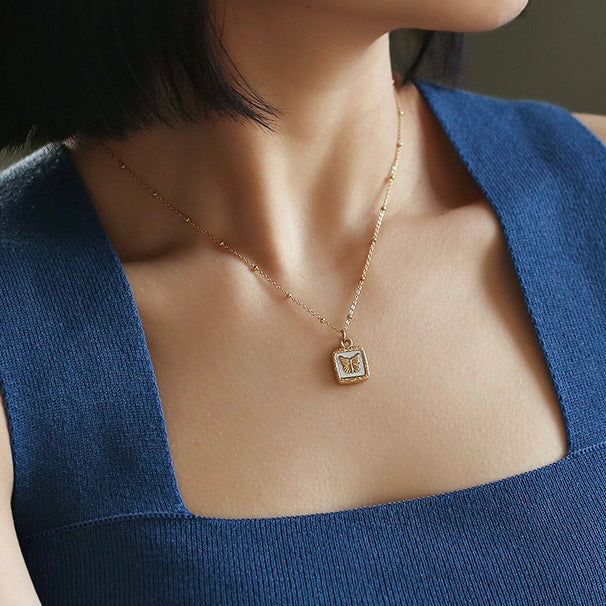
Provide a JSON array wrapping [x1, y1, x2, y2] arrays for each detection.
[[2, 3, 606, 598]]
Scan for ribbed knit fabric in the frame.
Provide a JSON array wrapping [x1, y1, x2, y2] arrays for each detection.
[[1, 78, 605, 605]]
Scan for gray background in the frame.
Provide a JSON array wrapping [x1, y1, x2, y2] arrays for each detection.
[[1, 0, 604, 170], [465, 0, 605, 115]]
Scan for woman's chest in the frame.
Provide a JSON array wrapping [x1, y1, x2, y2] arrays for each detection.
[[123, 199, 569, 520]]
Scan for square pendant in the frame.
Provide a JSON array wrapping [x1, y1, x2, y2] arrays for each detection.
[[332, 345, 370, 384]]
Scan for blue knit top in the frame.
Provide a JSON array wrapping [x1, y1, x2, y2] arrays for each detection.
[[1, 79, 605, 605]]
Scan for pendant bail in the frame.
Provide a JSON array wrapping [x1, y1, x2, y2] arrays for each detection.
[[340, 329, 353, 348]]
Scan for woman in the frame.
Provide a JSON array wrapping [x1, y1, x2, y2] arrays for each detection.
[[1, 0, 605, 603]]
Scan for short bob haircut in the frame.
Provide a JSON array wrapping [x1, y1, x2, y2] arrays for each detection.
[[0, 2, 464, 155]]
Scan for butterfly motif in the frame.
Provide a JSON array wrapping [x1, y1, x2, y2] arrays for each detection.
[[338, 352, 361, 374]]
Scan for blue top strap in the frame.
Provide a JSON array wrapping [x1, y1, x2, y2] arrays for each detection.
[[415, 79, 606, 454], [0, 142, 184, 538]]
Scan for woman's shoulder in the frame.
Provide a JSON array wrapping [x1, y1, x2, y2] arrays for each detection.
[[572, 112, 606, 147]]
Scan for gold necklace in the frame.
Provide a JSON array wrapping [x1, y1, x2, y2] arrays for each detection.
[[95, 80, 404, 385]]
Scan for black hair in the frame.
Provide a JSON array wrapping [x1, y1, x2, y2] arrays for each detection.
[[0, 1, 464, 155]]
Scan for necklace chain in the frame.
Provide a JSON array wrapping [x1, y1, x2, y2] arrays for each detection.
[[95, 81, 403, 346]]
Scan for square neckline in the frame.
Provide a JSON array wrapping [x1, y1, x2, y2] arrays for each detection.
[[53, 77, 576, 525]]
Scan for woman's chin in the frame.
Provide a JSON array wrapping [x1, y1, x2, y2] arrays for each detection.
[[457, 0, 529, 33], [400, 0, 529, 33]]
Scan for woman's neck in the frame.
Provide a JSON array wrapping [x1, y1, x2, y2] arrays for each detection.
[[65, 3, 420, 280]]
